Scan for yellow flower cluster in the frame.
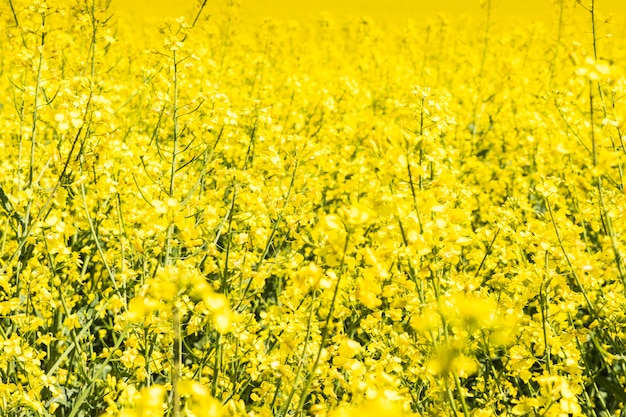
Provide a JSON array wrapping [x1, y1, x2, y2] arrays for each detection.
[[1, 0, 626, 416]]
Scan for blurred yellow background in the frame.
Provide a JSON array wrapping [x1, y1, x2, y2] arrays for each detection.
[[112, 0, 626, 22]]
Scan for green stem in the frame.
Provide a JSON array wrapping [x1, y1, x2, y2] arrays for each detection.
[[28, 12, 46, 189], [295, 232, 351, 416]]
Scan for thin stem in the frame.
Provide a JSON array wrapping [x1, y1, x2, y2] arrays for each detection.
[[474, 228, 500, 280], [169, 50, 179, 198], [540, 250, 552, 375], [584, 0, 626, 290], [88, 0, 98, 79], [548, 0, 565, 87], [295, 231, 351, 416], [28, 12, 46, 188], [80, 183, 122, 299], [278, 294, 317, 416], [8, 0, 19, 26], [173, 305, 182, 417], [211, 332, 222, 397], [453, 371, 470, 417], [166, 46, 181, 417], [590, 81, 597, 167], [590, 0, 597, 60]]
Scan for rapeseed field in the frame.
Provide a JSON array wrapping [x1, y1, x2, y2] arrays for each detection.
[[2, 0, 626, 416]]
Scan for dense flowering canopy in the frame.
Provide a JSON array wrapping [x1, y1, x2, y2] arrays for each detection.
[[1, 1, 626, 416]]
